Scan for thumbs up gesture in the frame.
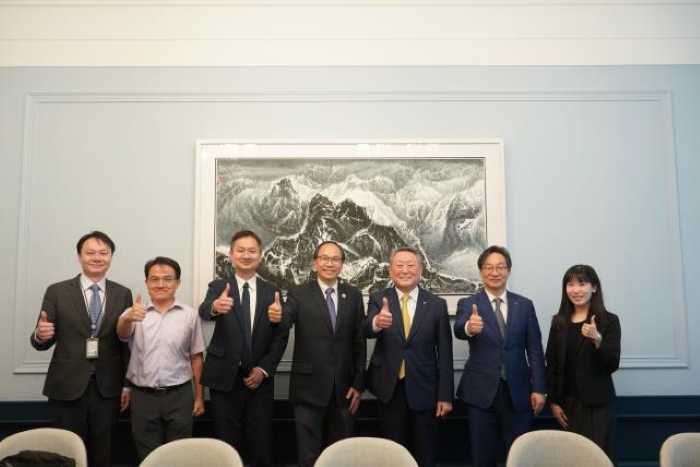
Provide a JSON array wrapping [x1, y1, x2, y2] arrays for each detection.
[[467, 304, 484, 335], [213, 283, 234, 315], [268, 292, 282, 323], [36, 310, 55, 341], [581, 315, 601, 343], [126, 294, 146, 322], [375, 297, 393, 329]]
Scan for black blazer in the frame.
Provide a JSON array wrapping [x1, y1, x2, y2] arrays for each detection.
[[364, 287, 453, 410], [30, 276, 133, 401], [199, 277, 289, 392], [282, 281, 366, 409], [545, 311, 621, 406]]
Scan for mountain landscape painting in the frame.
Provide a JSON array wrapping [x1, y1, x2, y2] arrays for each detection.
[[213, 156, 488, 295]]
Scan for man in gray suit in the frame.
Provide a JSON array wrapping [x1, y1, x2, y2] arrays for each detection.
[[31, 231, 133, 467]]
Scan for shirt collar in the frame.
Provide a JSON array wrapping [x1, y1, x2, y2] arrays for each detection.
[[235, 275, 257, 291], [395, 286, 419, 302], [145, 299, 183, 313], [484, 288, 508, 304], [318, 279, 338, 295], [80, 274, 106, 292]]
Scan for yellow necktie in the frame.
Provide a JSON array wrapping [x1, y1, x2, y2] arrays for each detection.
[[398, 294, 410, 380]]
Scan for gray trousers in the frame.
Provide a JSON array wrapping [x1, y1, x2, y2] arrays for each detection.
[[130, 383, 194, 462]]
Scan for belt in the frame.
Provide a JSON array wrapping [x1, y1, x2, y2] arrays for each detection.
[[133, 381, 188, 395]]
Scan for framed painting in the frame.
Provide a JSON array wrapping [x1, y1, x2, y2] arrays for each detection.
[[194, 140, 505, 311]]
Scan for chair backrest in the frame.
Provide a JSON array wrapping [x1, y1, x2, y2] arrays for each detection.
[[315, 437, 418, 467], [140, 438, 243, 467], [660, 432, 700, 467], [0, 427, 87, 467], [506, 430, 613, 467]]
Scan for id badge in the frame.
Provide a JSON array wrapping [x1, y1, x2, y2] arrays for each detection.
[[86, 338, 99, 359]]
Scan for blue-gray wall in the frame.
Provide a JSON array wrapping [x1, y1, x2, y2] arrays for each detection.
[[1, 66, 698, 400]]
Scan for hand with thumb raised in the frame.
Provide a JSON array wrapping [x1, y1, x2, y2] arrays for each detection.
[[467, 303, 484, 335], [268, 291, 282, 323], [213, 283, 234, 315], [582, 314, 600, 342], [375, 297, 393, 329], [126, 294, 147, 322], [36, 310, 55, 341]]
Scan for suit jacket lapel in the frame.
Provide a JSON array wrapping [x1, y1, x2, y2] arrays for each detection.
[[251, 278, 266, 335], [479, 290, 503, 345], [334, 283, 349, 334], [408, 288, 429, 341], [505, 292, 518, 343], [310, 282, 334, 334], [387, 289, 406, 343], [231, 280, 244, 331], [69, 276, 92, 334]]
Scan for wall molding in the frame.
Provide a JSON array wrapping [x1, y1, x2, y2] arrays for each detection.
[[13, 90, 688, 374]]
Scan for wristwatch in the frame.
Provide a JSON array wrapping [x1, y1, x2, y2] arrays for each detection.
[[595, 332, 603, 343]]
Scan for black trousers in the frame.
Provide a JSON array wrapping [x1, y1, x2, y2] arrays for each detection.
[[293, 389, 354, 467], [49, 381, 120, 467], [377, 379, 436, 467], [130, 383, 194, 462], [210, 374, 275, 467]]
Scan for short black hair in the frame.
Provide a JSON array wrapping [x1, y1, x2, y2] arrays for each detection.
[[144, 256, 181, 279], [230, 230, 263, 250], [313, 241, 346, 262], [76, 231, 115, 254], [477, 245, 512, 270]]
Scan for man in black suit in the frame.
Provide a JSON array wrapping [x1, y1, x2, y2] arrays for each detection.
[[199, 230, 289, 467], [268, 241, 366, 467], [365, 247, 453, 467], [30, 231, 133, 467]]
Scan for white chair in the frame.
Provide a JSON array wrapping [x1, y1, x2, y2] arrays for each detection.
[[660, 432, 700, 467], [0, 427, 87, 467], [139, 437, 243, 467], [315, 437, 418, 467], [506, 430, 613, 467]]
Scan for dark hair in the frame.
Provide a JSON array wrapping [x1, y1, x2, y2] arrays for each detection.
[[76, 231, 115, 254], [477, 245, 512, 270], [554, 264, 607, 329], [313, 241, 345, 262], [390, 247, 423, 267], [230, 230, 263, 250], [144, 256, 181, 279]]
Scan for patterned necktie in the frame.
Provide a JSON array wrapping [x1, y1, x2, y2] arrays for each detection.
[[89, 284, 102, 333], [398, 294, 410, 380], [241, 282, 253, 373], [325, 288, 337, 330], [493, 297, 507, 380]]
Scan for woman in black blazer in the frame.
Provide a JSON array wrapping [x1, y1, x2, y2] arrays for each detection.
[[546, 264, 621, 464]]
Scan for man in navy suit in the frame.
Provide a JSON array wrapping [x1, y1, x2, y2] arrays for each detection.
[[454, 245, 546, 467], [199, 230, 289, 467], [365, 247, 453, 467]]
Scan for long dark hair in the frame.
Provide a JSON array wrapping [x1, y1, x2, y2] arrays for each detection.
[[554, 264, 607, 329]]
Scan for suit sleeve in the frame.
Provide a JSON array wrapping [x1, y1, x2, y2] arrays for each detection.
[[525, 301, 547, 394], [257, 285, 290, 378], [363, 293, 381, 338], [545, 318, 560, 404], [30, 285, 60, 351], [351, 293, 367, 391], [437, 298, 455, 402], [592, 313, 621, 374], [453, 297, 473, 340], [198, 279, 225, 322]]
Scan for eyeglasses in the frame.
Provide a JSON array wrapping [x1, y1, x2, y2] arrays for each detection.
[[317, 255, 343, 265], [147, 276, 178, 284], [481, 264, 509, 274]]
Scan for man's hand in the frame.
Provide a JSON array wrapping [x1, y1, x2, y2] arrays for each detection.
[[346, 387, 361, 415], [436, 401, 452, 418], [36, 310, 55, 341], [466, 304, 483, 335], [374, 297, 393, 329], [268, 292, 282, 323], [531, 392, 546, 417], [243, 367, 266, 390], [120, 388, 131, 413], [213, 283, 234, 315], [125, 294, 146, 322], [550, 403, 568, 429], [192, 397, 205, 417]]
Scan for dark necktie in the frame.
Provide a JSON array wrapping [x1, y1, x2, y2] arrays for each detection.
[[493, 297, 507, 379], [241, 282, 253, 373], [325, 288, 337, 330], [89, 284, 102, 335]]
